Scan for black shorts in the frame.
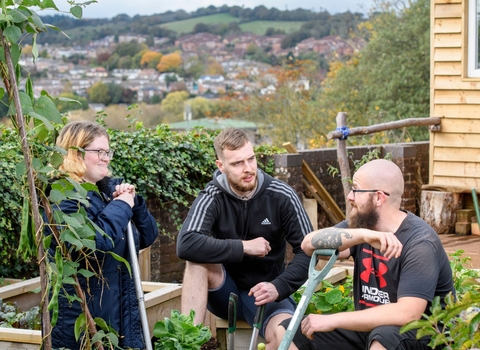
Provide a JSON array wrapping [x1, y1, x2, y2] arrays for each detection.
[[280, 318, 432, 350], [207, 267, 296, 338]]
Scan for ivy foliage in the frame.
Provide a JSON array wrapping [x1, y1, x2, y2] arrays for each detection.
[[108, 122, 218, 204]]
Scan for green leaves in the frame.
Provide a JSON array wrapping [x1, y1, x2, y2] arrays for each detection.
[[153, 310, 212, 350], [400, 251, 480, 349], [292, 277, 354, 315]]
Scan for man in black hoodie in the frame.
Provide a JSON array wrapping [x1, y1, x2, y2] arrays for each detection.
[[177, 128, 313, 348]]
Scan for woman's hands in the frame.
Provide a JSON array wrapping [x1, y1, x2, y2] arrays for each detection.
[[113, 183, 135, 208]]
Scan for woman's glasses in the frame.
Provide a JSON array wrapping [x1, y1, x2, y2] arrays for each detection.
[[84, 149, 114, 160]]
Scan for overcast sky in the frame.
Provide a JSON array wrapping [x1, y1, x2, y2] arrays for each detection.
[[77, 0, 375, 19]]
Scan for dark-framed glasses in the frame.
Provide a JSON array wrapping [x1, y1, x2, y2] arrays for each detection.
[[352, 189, 390, 198], [84, 149, 114, 160]]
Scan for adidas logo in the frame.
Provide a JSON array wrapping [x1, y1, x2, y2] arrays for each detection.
[[261, 218, 271, 225]]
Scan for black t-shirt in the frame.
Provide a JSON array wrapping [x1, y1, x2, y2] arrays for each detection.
[[340, 211, 454, 313]]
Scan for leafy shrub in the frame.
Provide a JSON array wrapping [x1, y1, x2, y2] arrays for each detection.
[[153, 310, 211, 350], [401, 251, 480, 349], [292, 276, 354, 315]]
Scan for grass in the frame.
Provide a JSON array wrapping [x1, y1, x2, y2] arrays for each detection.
[[60, 23, 127, 45], [240, 21, 305, 35], [160, 13, 306, 36], [160, 13, 239, 34]]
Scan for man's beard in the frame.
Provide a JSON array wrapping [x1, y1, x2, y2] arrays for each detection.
[[227, 171, 256, 193], [348, 202, 379, 230]]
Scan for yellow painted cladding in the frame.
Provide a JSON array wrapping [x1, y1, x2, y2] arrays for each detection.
[[430, 0, 480, 189]]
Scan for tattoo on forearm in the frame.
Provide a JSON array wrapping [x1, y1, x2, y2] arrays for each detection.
[[311, 229, 353, 249]]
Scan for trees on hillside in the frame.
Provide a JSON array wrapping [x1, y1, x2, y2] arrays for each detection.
[[313, 0, 431, 145], [228, 0, 430, 148], [157, 52, 183, 73], [87, 82, 135, 106]]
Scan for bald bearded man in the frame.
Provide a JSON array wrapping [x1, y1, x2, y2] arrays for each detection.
[[279, 159, 455, 350]]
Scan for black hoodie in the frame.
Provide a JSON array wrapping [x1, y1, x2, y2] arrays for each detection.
[[177, 169, 312, 300]]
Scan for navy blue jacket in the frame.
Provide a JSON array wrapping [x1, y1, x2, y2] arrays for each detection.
[[47, 177, 158, 350]]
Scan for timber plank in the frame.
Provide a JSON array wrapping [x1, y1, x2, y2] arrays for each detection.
[[433, 133, 480, 147], [433, 47, 462, 62], [433, 161, 480, 177], [283, 142, 345, 223], [434, 90, 480, 104], [433, 147, 480, 162], [433, 62, 462, 75], [302, 179, 339, 224], [0, 277, 40, 300], [433, 104, 480, 118], [431, 175, 480, 188], [434, 3, 463, 18], [0, 328, 41, 345], [434, 76, 480, 90], [434, 33, 462, 47], [436, 119, 480, 133], [433, 18, 462, 34], [434, 0, 461, 4]]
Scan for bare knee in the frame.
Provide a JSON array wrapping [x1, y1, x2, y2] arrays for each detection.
[[184, 261, 224, 289], [264, 313, 293, 350], [370, 340, 387, 350]]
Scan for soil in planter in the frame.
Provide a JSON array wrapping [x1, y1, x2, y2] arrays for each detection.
[[201, 337, 218, 350]]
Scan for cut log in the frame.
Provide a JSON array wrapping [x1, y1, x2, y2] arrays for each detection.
[[420, 190, 463, 234]]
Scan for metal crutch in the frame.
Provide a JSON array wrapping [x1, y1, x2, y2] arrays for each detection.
[[248, 304, 266, 350], [127, 222, 153, 350], [278, 249, 339, 350], [227, 292, 238, 350]]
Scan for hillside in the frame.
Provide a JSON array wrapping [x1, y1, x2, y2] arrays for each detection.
[[37, 5, 365, 46], [160, 13, 240, 33]]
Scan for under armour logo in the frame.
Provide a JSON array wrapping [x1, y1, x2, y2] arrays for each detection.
[[261, 218, 271, 225], [360, 249, 389, 288]]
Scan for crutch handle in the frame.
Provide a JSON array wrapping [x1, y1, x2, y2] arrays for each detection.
[[278, 249, 339, 350]]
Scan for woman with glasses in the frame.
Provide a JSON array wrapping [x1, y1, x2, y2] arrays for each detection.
[[46, 120, 158, 349]]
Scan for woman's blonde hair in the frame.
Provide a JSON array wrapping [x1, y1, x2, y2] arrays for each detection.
[[56, 121, 109, 182]]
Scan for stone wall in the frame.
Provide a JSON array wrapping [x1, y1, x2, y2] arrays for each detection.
[[146, 142, 430, 283]]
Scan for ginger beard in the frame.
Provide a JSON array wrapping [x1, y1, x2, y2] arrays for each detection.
[[227, 169, 257, 193]]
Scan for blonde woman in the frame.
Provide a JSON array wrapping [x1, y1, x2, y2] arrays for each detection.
[[47, 120, 158, 349]]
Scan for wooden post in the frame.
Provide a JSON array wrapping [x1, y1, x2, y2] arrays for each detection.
[[336, 112, 352, 217]]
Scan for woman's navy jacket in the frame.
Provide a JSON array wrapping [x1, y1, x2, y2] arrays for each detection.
[[46, 177, 158, 349]]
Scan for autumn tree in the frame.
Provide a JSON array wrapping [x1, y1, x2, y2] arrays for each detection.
[[113, 41, 148, 57], [205, 57, 224, 75], [87, 82, 110, 105], [231, 59, 322, 148], [156, 52, 182, 73], [187, 96, 220, 119], [183, 55, 204, 79], [160, 91, 190, 122], [140, 51, 163, 69]]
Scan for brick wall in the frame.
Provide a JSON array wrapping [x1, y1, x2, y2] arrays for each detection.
[[146, 142, 430, 283]]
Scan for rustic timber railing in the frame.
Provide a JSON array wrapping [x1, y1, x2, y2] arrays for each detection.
[[329, 112, 442, 217]]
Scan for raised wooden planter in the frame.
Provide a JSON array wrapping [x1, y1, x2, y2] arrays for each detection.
[[0, 277, 182, 348]]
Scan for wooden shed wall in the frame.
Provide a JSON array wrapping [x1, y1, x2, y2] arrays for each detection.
[[430, 0, 480, 189]]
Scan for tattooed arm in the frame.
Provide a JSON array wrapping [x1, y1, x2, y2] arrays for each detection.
[[301, 227, 402, 259]]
